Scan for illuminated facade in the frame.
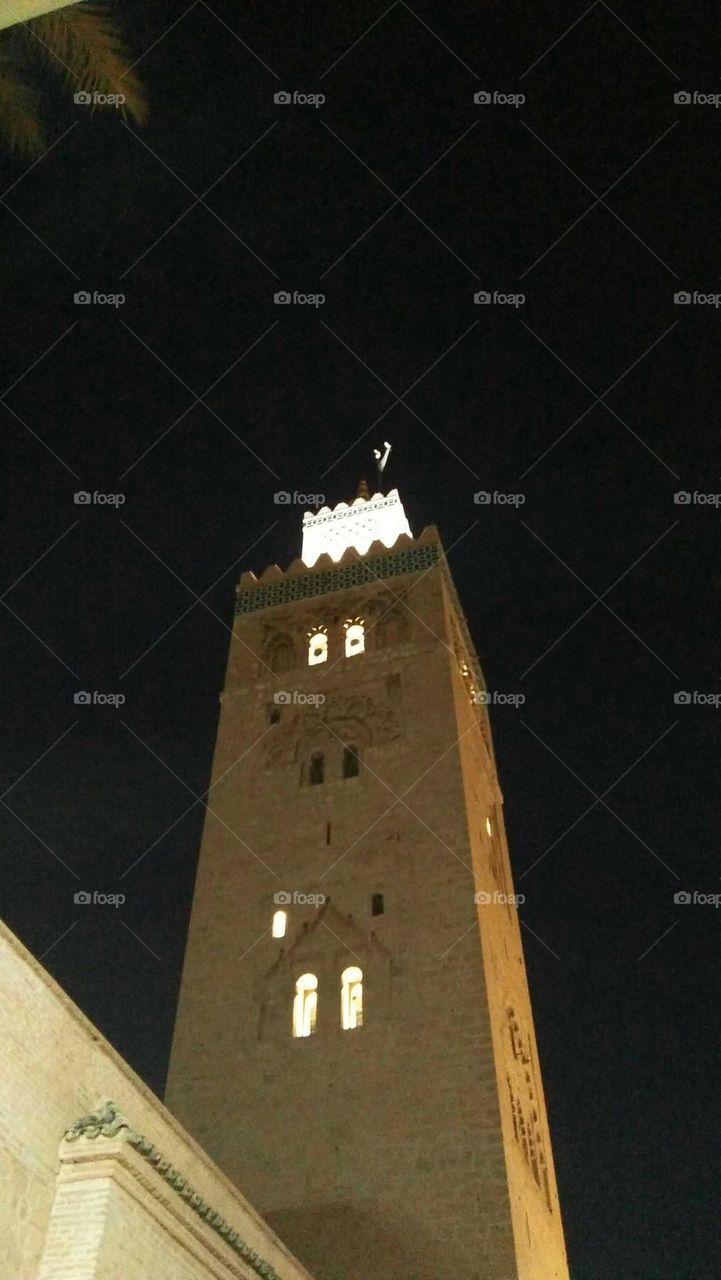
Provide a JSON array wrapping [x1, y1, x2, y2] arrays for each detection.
[[167, 488, 570, 1280], [301, 487, 412, 566]]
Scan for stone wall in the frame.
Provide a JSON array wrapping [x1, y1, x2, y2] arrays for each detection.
[[0, 921, 316, 1280]]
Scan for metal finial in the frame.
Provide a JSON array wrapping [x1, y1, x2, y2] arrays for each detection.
[[373, 441, 391, 484]]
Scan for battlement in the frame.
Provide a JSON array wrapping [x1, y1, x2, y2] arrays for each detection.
[[235, 525, 442, 615]]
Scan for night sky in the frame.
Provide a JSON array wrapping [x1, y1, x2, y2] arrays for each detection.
[[2, 3, 720, 1277]]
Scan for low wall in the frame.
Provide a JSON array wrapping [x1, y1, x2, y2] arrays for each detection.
[[0, 921, 316, 1280]]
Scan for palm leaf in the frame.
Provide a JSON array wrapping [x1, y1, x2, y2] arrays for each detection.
[[0, 62, 44, 156], [21, 3, 148, 127]]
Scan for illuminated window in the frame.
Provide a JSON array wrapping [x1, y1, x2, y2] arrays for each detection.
[[272, 909, 287, 938], [341, 965, 363, 1030], [309, 752, 324, 785], [308, 630, 327, 665], [293, 973, 318, 1037], [485, 816, 493, 837], [344, 620, 365, 657], [342, 744, 360, 778]]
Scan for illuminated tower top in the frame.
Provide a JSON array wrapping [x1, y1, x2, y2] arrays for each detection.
[[301, 486, 412, 567]]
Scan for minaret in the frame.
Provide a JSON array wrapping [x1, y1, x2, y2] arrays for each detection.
[[166, 487, 569, 1280]]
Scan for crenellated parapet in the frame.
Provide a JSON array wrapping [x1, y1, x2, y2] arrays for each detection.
[[301, 487, 412, 565], [234, 526, 442, 615]]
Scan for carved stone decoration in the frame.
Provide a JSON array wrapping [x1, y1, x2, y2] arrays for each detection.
[[355, 590, 410, 649], [449, 610, 492, 754], [63, 1100, 285, 1280], [505, 1009, 553, 1214], [324, 691, 401, 746], [264, 688, 402, 771], [256, 900, 393, 1043], [235, 542, 441, 615], [261, 629, 297, 677], [64, 1099, 129, 1141], [264, 710, 304, 769]]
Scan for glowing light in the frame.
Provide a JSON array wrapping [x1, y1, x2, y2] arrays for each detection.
[[293, 973, 318, 1038], [341, 965, 363, 1030], [345, 620, 365, 657], [272, 909, 287, 938], [301, 489, 412, 566], [486, 817, 493, 837], [307, 631, 327, 665]]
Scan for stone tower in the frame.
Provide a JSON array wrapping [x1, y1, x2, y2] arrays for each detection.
[[166, 488, 570, 1280]]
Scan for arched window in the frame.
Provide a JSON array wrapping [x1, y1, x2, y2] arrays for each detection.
[[272, 909, 287, 938], [377, 612, 406, 647], [341, 965, 363, 1030], [269, 638, 294, 674], [309, 752, 324, 785], [344, 620, 365, 657], [342, 744, 360, 778], [293, 973, 318, 1038], [308, 631, 327, 665]]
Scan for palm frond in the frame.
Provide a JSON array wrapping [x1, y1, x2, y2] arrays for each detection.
[[0, 64, 44, 157], [21, 3, 147, 127]]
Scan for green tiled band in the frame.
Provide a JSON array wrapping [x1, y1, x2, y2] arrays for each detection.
[[234, 543, 441, 615]]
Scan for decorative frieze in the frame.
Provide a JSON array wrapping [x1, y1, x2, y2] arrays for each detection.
[[235, 544, 440, 615]]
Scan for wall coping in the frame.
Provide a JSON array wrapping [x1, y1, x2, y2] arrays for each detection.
[[0, 920, 316, 1280], [62, 1102, 284, 1280]]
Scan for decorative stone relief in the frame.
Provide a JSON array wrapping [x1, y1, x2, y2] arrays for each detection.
[[504, 1011, 553, 1213], [235, 543, 440, 615], [264, 687, 402, 770], [256, 901, 392, 1042], [64, 1100, 286, 1279]]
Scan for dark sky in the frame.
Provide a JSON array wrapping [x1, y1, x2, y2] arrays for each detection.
[[1, 3, 720, 1277]]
